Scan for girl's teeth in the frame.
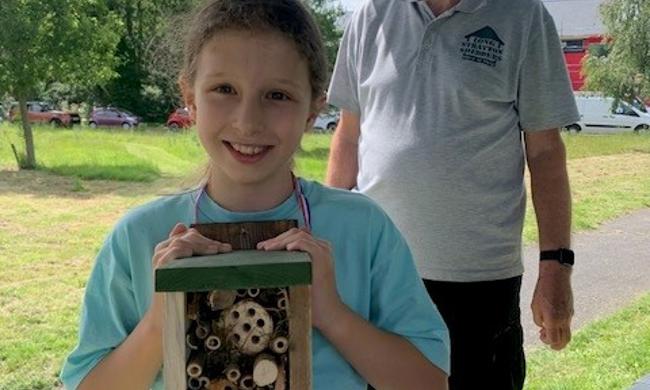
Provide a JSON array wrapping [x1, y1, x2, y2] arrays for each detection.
[[232, 143, 265, 155]]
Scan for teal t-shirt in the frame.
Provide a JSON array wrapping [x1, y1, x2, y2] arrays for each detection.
[[60, 179, 449, 389]]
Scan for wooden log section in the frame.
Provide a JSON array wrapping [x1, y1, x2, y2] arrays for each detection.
[[253, 354, 279, 386]]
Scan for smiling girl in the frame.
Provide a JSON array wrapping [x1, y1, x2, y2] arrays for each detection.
[[60, 1, 449, 389]]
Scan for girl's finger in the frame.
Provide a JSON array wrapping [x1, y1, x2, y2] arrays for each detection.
[[256, 228, 302, 250], [259, 229, 311, 251], [180, 229, 232, 252], [169, 223, 188, 238]]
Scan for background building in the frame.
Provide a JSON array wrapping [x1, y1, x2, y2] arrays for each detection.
[[543, 0, 607, 90]]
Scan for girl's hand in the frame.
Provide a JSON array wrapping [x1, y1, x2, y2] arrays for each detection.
[[257, 228, 343, 331], [146, 223, 232, 330]]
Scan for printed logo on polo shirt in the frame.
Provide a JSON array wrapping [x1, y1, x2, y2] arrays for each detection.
[[460, 26, 504, 67]]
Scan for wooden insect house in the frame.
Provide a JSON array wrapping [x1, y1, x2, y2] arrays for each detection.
[[155, 221, 312, 390]]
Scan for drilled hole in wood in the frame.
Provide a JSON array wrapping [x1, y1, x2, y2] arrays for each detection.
[[243, 323, 251, 332], [252, 335, 260, 344], [232, 310, 240, 319], [247, 308, 256, 316], [233, 333, 241, 342], [257, 319, 265, 327]]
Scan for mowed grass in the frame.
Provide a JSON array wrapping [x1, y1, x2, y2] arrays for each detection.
[[0, 125, 331, 182], [526, 293, 650, 390], [0, 125, 650, 389]]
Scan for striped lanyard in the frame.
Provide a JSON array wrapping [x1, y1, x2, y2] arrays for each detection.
[[193, 173, 312, 232]]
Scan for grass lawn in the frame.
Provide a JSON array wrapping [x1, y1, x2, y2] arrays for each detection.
[[0, 125, 649, 389]]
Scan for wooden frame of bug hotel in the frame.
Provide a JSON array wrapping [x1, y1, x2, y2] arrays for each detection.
[[155, 221, 312, 390]]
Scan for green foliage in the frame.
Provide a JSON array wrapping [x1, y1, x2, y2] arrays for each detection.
[[584, 0, 650, 100], [0, 0, 123, 96], [306, 0, 345, 72]]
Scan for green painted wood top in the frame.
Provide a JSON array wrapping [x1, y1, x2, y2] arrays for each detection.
[[155, 250, 312, 292]]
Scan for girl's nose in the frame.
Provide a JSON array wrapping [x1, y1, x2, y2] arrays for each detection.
[[233, 98, 263, 136]]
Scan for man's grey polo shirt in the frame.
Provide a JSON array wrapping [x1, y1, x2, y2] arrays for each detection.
[[328, 0, 579, 282]]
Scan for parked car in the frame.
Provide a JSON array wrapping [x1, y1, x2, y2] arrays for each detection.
[[312, 111, 339, 132], [9, 101, 81, 127], [566, 94, 650, 133], [166, 107, 193, 129], [89, 107, 140, 129]]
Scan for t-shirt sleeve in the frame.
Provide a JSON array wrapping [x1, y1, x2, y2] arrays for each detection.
[[327, 14, 361, 115], [59, 226, 140, 389], [368, 211, 451, 375], [517, 3, 580, 132]]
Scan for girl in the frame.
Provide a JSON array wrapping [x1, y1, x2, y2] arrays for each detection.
[[61, 1, 449, 389]]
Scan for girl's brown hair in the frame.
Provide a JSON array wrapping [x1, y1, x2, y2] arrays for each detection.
[[180, 0, 328, 100]]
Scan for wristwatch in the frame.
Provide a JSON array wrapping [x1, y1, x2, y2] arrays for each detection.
[[540, 248, 574, 267]]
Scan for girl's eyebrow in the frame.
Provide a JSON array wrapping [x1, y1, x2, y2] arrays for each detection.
[[271, 78, 302, 89]]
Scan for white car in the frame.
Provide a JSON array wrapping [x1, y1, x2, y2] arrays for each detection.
[[312, 112, 339, 133], [566, 93, 650, 133]]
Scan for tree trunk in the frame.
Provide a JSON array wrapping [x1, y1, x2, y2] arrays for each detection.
[[18, 96, 36, 169]]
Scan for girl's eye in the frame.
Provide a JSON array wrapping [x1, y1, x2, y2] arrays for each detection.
[[268, 91, 290, 101], [214, 85, 235, 94]]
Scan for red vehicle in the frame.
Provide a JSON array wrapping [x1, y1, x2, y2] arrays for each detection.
[[166, 108, 193, 129], [9, 101, 80, 127]]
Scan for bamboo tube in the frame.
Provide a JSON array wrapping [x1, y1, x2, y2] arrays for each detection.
[[239, 375, 255, 390], [270, 336, 289, 354], [247, 288, 260, 298], [196, 320, 210, 339], [205, 334, 221, 351], [253, 354, 279, 386], [198, 376, 210, 388], [225, 364, 241, 383], [207, 290, 237, 311], [186, 332, 200, 351], [187, 352, 206, 378], [277, 297, 288, 310], [187, 376, 202, 390]]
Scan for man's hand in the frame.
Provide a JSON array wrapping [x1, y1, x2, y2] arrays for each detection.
[[531, 261, 574, 350]]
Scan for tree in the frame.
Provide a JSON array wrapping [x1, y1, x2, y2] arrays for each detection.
[[584, 0, 650, 101], [98, 0, 199, 122], [0, 0, 122, 169], [306, 0, 345, 73]]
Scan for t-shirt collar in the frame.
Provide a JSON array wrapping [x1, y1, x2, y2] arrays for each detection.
[[400, 0, 488, 14]]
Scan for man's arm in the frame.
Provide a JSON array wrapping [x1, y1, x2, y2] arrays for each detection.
[[525, 128, 574, 351], [326, 109, 360, 189]]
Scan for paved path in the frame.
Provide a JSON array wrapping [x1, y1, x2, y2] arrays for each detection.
[[520, 208, 650, 347]]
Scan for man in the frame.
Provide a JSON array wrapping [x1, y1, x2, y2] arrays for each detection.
[[326, 0, 577, 388]]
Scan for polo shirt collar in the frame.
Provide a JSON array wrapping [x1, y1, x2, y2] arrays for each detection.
[[400, 0, 487, 14]]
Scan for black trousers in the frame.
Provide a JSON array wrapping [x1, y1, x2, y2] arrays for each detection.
[[423, 276, 526, 390]]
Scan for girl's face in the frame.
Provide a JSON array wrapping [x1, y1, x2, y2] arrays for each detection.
[[185, 30, 321, 188]]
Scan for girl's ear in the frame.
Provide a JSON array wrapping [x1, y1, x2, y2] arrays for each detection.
[[179, 75, 197, 121], [306, 94, 327, 130]]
